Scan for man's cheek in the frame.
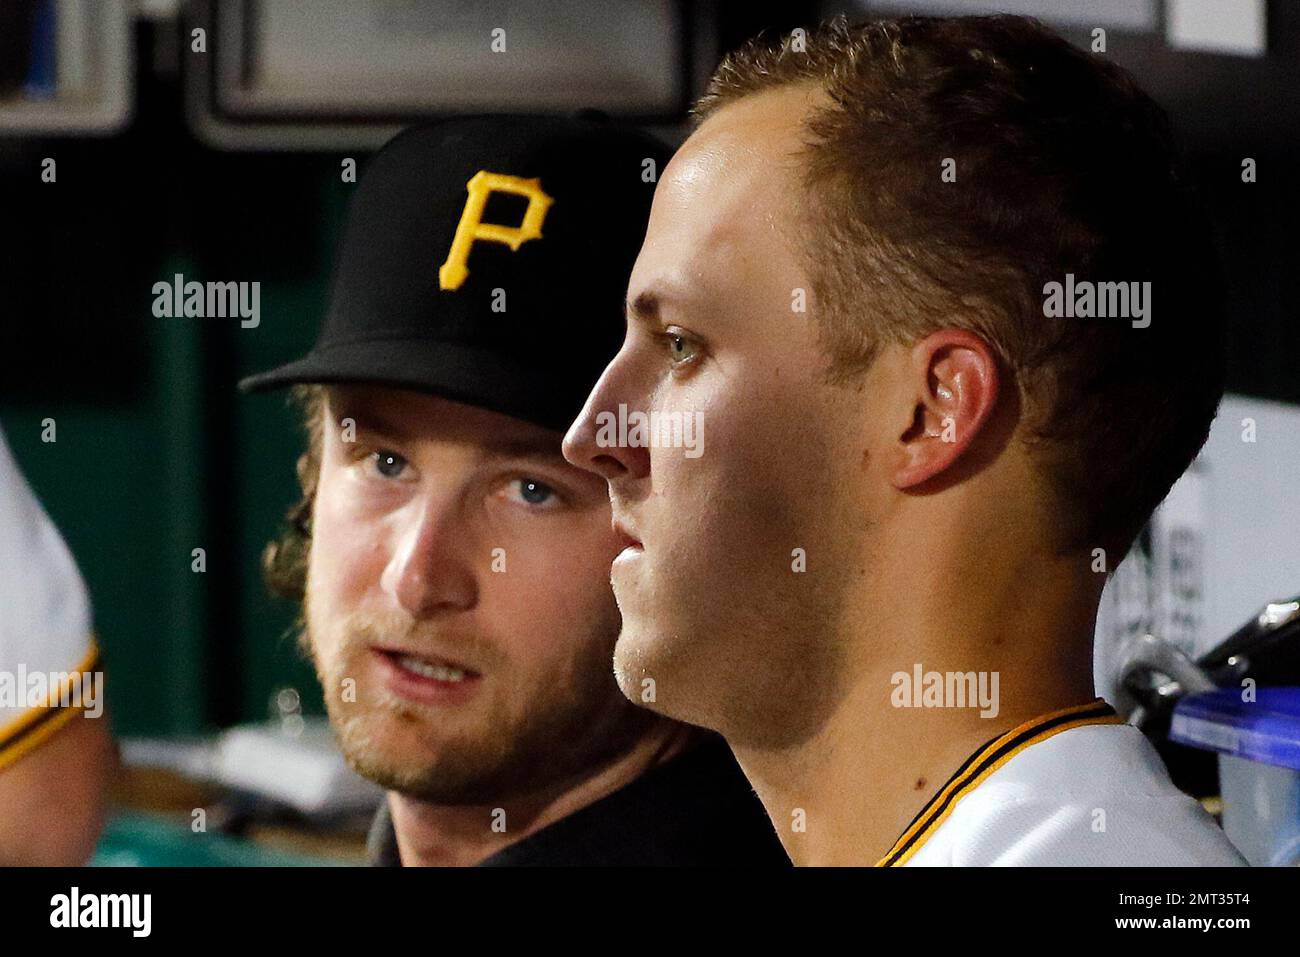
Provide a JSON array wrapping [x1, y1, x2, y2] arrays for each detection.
[[315, 517, 383, 601]]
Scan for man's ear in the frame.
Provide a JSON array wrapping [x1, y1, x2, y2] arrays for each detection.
[[890, 329, 1000, 490]]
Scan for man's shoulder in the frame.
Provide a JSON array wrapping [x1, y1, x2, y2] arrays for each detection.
[[910, 723, 1247, 866]]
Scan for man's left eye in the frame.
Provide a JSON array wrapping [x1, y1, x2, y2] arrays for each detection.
[[370, 450, 409, 479], [659, 325, 704, 369], [508, 478, 558, 507], [665, 332, 699, 365]]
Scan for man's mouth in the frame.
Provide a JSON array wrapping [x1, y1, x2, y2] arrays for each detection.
[[612, 519, 644, 571], [371, 647, 483, 702], [392, 654, 471, 683], [612, 517, 643, 553]]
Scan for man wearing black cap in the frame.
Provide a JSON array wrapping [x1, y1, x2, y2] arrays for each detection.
[[241, 115, 788, 867]]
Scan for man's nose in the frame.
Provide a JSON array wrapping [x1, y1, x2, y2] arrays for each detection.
[[379, 502, 478, 620], [562, 363, 650, 481]]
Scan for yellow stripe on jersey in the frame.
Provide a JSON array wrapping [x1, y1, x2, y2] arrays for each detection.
[[0, 640, 101, 773], [877, 698, 1125, 867]]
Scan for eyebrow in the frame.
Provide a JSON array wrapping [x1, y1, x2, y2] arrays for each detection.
[[331, 402, 566, 463], [330, 402, 416, 444], [627, 278, 710, 329], [625, 290, 662, 327], [476, 435, 568, 463]]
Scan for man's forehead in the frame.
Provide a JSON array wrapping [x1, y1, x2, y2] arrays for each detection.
[[657, 109, 800, 234], [632, 86, 821, 303], [696, 81, 825, 149], [325, 384, 563, 457]]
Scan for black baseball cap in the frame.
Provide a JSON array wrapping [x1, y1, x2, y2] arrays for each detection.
[[239, 114, 672, 432]]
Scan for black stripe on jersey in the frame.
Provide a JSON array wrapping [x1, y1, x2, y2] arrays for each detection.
[[879, 698, 1118, 867], [0, 644, 101, 760]]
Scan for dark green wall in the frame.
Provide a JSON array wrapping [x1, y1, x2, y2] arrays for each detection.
[[1, 72, 356, 734]]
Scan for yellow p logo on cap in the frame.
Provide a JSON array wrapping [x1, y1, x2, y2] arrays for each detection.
[[438, 171, 554, 291]]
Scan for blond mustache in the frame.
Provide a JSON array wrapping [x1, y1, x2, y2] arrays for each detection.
[[307, 606, 505, 676]]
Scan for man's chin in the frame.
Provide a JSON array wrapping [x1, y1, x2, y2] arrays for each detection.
[[344, 750, 438, 797], [327, 708, 475, 798], [612, 624, 684, 719]]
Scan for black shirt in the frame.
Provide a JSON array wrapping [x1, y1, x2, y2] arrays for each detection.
[[366, 734, 790, 866]]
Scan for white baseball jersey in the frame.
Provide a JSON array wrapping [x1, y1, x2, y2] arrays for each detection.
[[878, 700, 1246, 866], [0, 425, 97, 772]]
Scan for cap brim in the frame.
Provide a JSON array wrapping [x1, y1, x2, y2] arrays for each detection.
[[238, 339, 583, 434]]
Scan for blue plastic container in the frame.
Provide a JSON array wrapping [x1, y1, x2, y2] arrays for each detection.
[[1171, 687, 1300, 866]]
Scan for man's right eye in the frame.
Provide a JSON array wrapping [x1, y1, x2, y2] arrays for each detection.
[[370, 450, 409, 479]]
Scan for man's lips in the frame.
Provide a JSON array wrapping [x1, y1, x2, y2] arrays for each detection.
[[371, 645, 478, 675], [612, 517, 644, 569], [370, 646, 483, 704], [612, 517, 643, 551]]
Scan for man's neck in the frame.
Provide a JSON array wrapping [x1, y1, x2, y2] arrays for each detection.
[[730, 539, 1101, 866], [388, 719, 694, 866]]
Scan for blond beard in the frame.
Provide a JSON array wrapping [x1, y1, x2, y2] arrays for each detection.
[[302, 588, 656, 805]]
